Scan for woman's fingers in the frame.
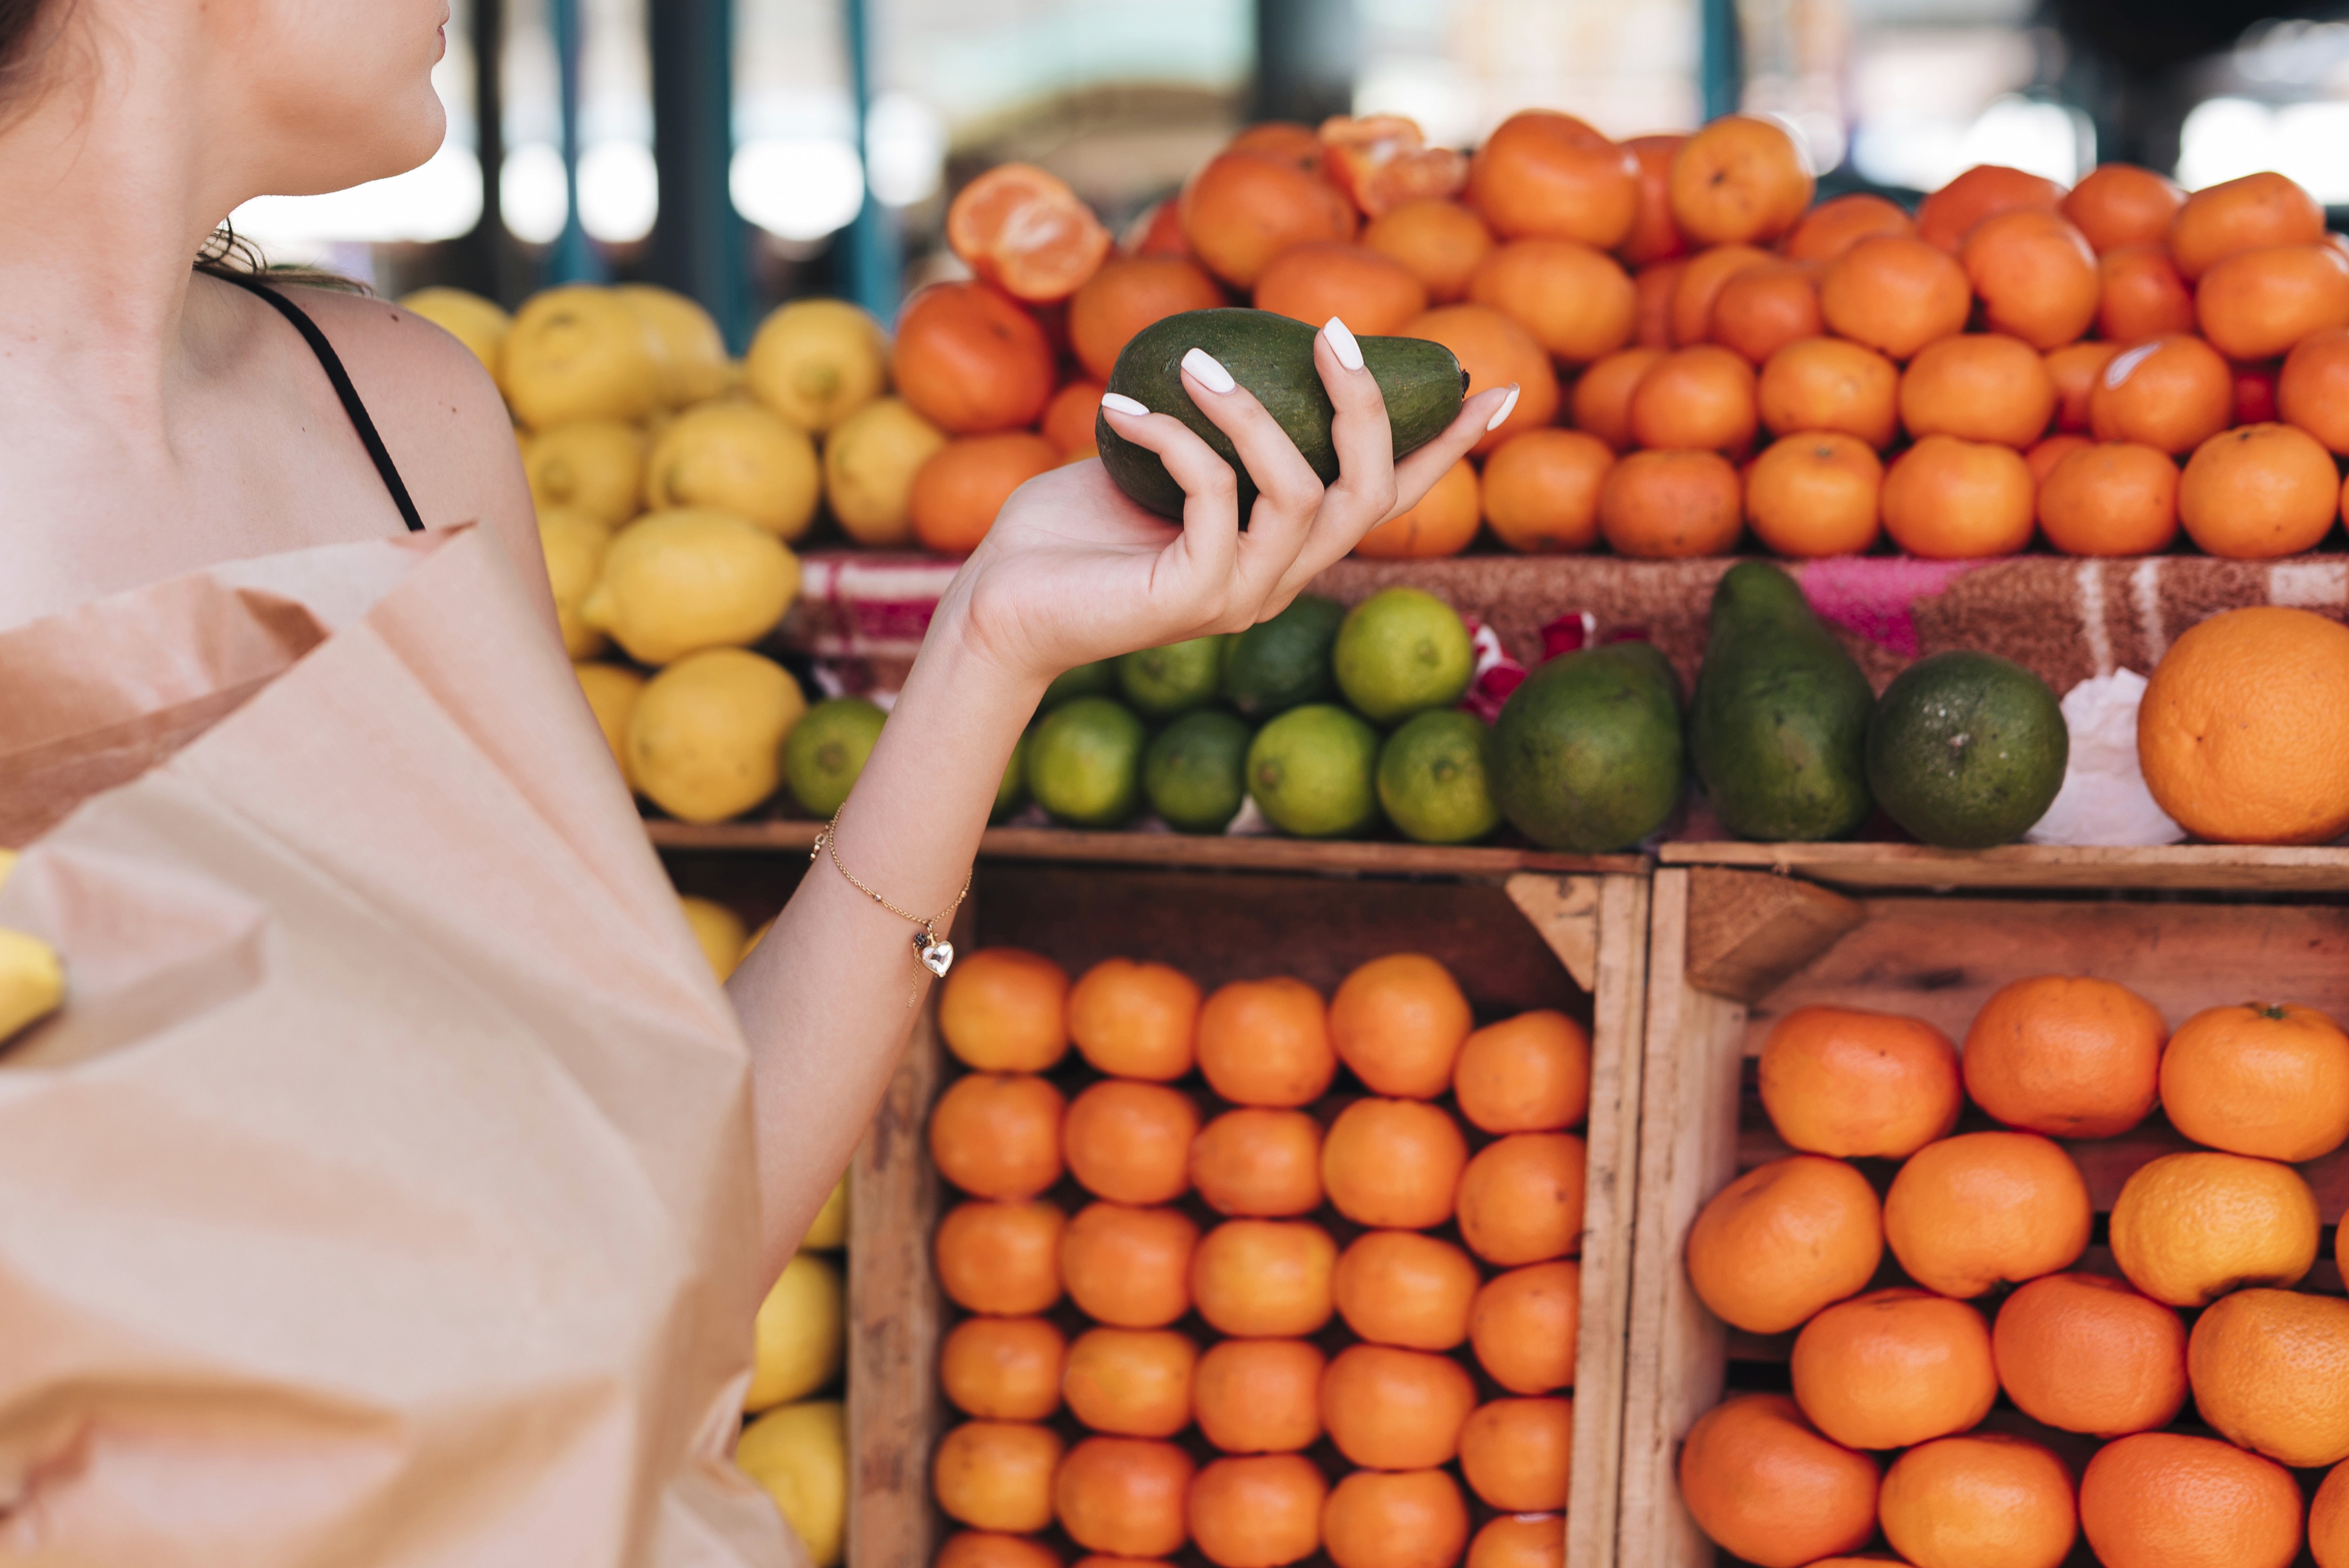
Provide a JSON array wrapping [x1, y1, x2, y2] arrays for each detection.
[[1099, 395, 1241, 594], [1179, 349, 1326, 558], [1390, 385, 1516, 514]]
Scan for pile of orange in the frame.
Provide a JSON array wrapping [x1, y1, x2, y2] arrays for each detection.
[[1678, 976, 2349, 1568], [907, 113, 2349, 564], [924, 946, 1595, 1568]]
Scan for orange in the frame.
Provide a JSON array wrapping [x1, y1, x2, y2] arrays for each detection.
[[1667, 115, 1814, 246], [1193, 1336, 1325, 1453], [941, 1315, 1068, 1421], [1791, 1288, 1999, 1450], [1598, 447, 1743, 557], [1917, 164, 2066, 253], [1745, 431, 1883, 558], [1254, 242, 1429, 336], [1180, 151, 1356, 288], [1329, 952, 1473, 1097], [1190, 1108, 1323, 1217], [1676, 1392, 1881, 1568], [912, 431, 1064, 553], [1465, 1515, 1561, 1568], [1186, 1454, 1326, 1568], [2025, 432, 2090, 485], [935, 1532, 1061, 1568], [1786, 191, 1916, 262], [1882, 435, 2036, 558], [1320, 1343, 1479, 1468], [1322, 1098, 1469, 1228], [1353, 457, 1480, 558], [1402, 302, 1560, 453], [1481, 429, 1611, 552], [1758, 336, 1900, 447], [1068, 255, 1228, 383], [1628, 344, 1759, 455], [1320, 1469, 1469, 1568], [1992, 1272, 2187, 1438], [1466, 239, 1635, 362], [2063, 162, 2185, 253], [941, 948, 1070, 1070], [2079, 1432, 2304, 1568], [1453, 1009, 1591, 1132], [2107, 1149, 2320, 1307], [2178, 420, 2340, 559], [930, 1072, 1067, 1200], [2197, 241, 2349, 360], [1570, 347, 1662, 450], [934, 1420, 1064, 1531], [2316, 1460, 2349, 1568], [2088, 334, 2233, 453], [1820, 235, 1971, 360], [936, 1199, 1066, 1315], [1882, 1131, 2091, 1299], [1877, 1433, 2078, 1568], [1685, 1153, 1883, 1335], [947, 163, 1113, 303], [1669, 242, 1774, 347], [1054, 1436, 1193, 1559], [894, 282, 1059, 434], [1066, 958, 1199, 1081], [1458, 1397, 1571, 1512], [1455, 1132, 1584, 1266], [1709, 261, 1822, 364], [1362, 199, 1496, 305], [2035, 439, 2179, 555], [2138, 606, 2349, 844], [1061, 1326, 1196, 1438], [2097, 243, 2196, 342], [2281, 328, 2349, 452], [2046, 340, 2121, 432], [1959, 207, 2099, 349], [1333, 1229, 1480, 1349], [1634, 258, 1686, 347], [1124, 194, 1190, 258], [1619, 133, 1689, 266], [1062, 1080, 1198, 1205], [1060, 1202, 1198, 1327], [1470, 1260, 1579, 1394], [1196, 977, 1336, 1107], [1189, 1219, 1337, 1336], [1758, 1004, 1963, 1158], [1041, 378, 1106, 460], [1960, 974, 2167, 1137], [2188, 1286, 2349, 1467], [1319, 114, 1471, 219], [1466, 111, 1638, 248], [1899, 333, 2056, 447], [1226, 122, 1325, 167], [2169, 169, 2327, 280], [2159, 1001, 2349, 1161]]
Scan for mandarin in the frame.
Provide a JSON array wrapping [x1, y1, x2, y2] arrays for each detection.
[[1744, 430, 1884, 557], [1329, 952, 1474, 1096], [1917, 164, 2066, 252], [1628, 344, 1759, 454], [1456, 1132, 1586, 1266], [2188, 1287, 2349, 1467], [936, 1199, 1066, 1315], [1882, 1131, 2091, 1299], [1460, 1397, 1572, 1512], [1226, 121, 1324, 166], [912, 432, 1062, 554], [1710, 261, 1824, 363], [1190, 1218, 1337, 1336], [2108, 1149, 2320, 1306], [1466, 111, 1638, 247], [1471, 1260, 1580, 1393], [1068, 256, 1227, 383], [942, 1315, 1068, 1421], [1685, 1153, 1883, 1335], [1993, 1273, 2186, 1438], [1254, 242, 1428, 336], [1669, 242, 1774, 346], [1362, 199, 1496, 304], [1787, 191, 1917, 262], [1882, 435, 2037, 557], [930, 1072, 1067, 1200], [1758, 335, 1900, 446], [1598, 448, 1744, 557], [1041, 378, 1106, 460], [1320, 1344, 1479, 1468], [2079, 1432, 2304, 1568], [1569, 347, 1662, 450], [936, 1532, 1061, 1568], [948, 163, 1112, 304], [1961, 974, 2166, 1136], [934, 1420, 1063, 1532], [1466, 239, 1635, 362], [1333, 1229, 1481, 1349], [2281, 328, 2349, 451], [2178, 421, 2340, 558], [1125, 193, 1190, 256], [1180, 151, 1356, 288], [1453, 1009, 1591, 1132], [1196, 977, 1336, 1107], [1066, 958, 1199, 1081], [1060, 1203, 1198, 1327], [2316, 1460, 2349, 1568], [1481, 429, 1611, 552], [1634, 258, 1685, 346], [1186, 1455, 1326, 1568], [2160, 1000, 2349, 1161], [2138, 605, 2349, 843], [1465, 1515, 1561, 1568], [2024, 432, 2090, 484], [1960, 207, 2099, 349], [2231, 346, 2282, 425], [894, 283, 1058, 435], [1758, 1003, 1963, 1158], [1619, 133, 1690, 265], [1193, 1336, 1325, 1453], [1191, 1108, 1324, 1217], [2045, 340, 2121, 431], [1351, 458, 1479, 560], [1898, 333, 2056, 447], [1676, 1392, 1881, 1568], [1322, 1098, 1469, 1228], [1402, 303, 1559, 452], [1054, 1437, 1193, 1559], [2089, 334, 2233, 453], [2064, 162, 2186, 252], [1820, 235, 1972, 359], [941, 948, 1070, 1070], [1668, 114, 1815, 245], [1061, 1327, 1195, 1438], [1791, 1288, 1999, 1451], [1321, 1469, 1470, 1568], [2198, 240, 2349, 360], [2170, 169, 2327, 279], [2097, 243, 2196, 341], [1877, 1433, 2078, 1568], [1062, 1080, 1198, 1206]]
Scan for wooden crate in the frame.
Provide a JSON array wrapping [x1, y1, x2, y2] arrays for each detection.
[[1621, 856, 2349, 1568]]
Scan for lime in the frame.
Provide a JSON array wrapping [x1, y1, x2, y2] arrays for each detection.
[[1041, 660, 1118, 710], [1333, 587, 1475, 724], [785, 697, 887, 818], [1866, 651, 2067, 849], [992, 729, 1030, 822], [1246, 703, 1382, 838], [1027, 697, 1146, 827], [1227, 594, 1345, 717], [1118, 636, 1228, 718], [1144, 710, 1252, 833], [1490, 641, 1685, 852], [1377, 709, 1501, 844]]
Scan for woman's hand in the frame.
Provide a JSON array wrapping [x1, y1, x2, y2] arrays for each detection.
[[939, 317, 1517, 694]]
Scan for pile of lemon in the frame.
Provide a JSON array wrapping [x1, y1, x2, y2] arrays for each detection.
[[401, 283, 949, 824]]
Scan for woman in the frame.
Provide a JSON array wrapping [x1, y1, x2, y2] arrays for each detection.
[[0, 0, 1506, 1438]]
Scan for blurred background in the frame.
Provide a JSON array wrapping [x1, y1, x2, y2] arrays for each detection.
[[248, 0, 2349, 346]]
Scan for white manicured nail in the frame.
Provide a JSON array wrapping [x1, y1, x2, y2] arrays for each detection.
[[1100, 391, 1149, 417], [1182, 347, 1237, 394], [1323, 316, 1364, 371], [1485, 383, 1522, 432]]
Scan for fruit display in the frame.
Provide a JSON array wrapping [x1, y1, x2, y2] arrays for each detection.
[[923, 944, 1592, 1568], [738, 1173, 853, 1566]]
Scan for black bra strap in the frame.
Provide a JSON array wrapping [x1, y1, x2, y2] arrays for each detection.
[[209, 270, 426, 533]]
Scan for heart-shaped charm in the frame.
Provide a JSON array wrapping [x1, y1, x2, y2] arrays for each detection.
[[920, 939, 955, 978]]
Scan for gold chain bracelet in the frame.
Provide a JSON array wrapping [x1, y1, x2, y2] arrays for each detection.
[[810, 806, 972, 977]]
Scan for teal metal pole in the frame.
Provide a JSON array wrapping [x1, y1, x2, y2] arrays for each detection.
[[842, 0, 902, 320], [550, 0, 603, 283], [648, 0, 753, 348], [1700, 0, 1742, 121]]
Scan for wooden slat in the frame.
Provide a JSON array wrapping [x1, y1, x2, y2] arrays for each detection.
[[1681, 867, 1864, 1003], [1504, 872, 1602, 991], [1662, 840, 2349, 892]]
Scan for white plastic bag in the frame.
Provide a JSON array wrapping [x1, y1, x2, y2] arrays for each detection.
[[2025, 669, 2185, 847]]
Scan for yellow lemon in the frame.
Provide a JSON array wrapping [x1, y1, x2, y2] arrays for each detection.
[[803, 1175, 848, 1250], [0, 927, 64, 1042], [524, 420, 647, 527], [748, 1251, 846, 1412], [398, 286, 511, 372], [823, 397, 947, 546], [746, 298, 889, 433], [538, 505, 612, 658], [646, 402, 821, 541], [499, 285, 661, 428], [580, 508, 800, 666], [737, 1400, 847, 1567], [617, 283, 733, 407], [680, 894, 748, 980], [0, 848, 14, 886], [628, 648, 805, 822], [573, 662, 646, 790]]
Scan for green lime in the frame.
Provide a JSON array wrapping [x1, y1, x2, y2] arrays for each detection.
[[1490, 641, 1686, 852], [1144, 709, 1252, 833], [1377, 709, 1501, 844], [1226, 594, 1345, 717], [1027, 697, 1146, 827], [1866, 651, 2068, 849], [992, 729, 1030, 822], [1118, 636, 1228, 718], [1333, 587, 1474, 724], [784, 697, 887, 818], [1041, 660, 1118, 711], [1246, 703, 1382, 838]]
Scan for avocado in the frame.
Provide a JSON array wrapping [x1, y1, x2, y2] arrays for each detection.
[[1226, 593, 1345, 717], [1097, 309, 1468, 521], [1866, 651, 2068, 849], [1690, 562, 1875, 841], [1490, 640, 1686, 853]]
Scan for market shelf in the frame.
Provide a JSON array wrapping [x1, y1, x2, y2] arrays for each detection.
[[1663, 840, 2349, 893]]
